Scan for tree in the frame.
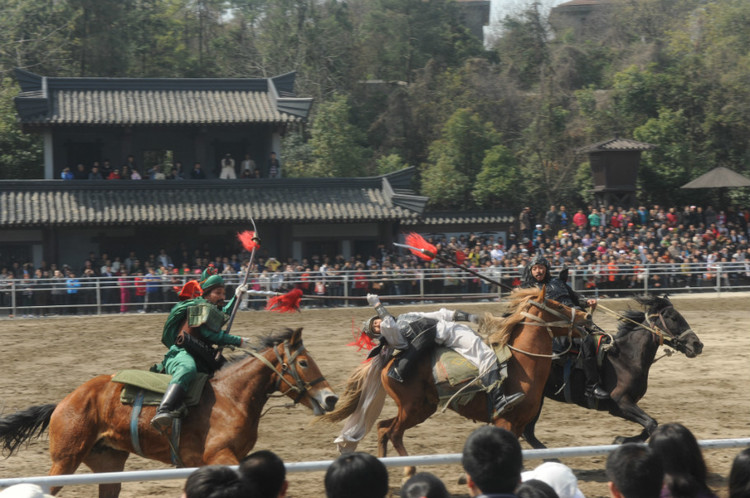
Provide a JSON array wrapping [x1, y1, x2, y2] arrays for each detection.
[[0, 79, 42, 179], [472, 144, 522, 210], [307, 94, 369, 177]]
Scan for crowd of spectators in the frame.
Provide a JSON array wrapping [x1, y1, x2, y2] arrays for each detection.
[[58, 152, 281, 182], [2, 202, 750, 317]]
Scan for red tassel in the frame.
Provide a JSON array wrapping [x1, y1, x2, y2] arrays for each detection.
[[456, 250, 467, 266], [265, 288, 302, 313], [348, 331, 377, 351], [404, 232, 437, 261], [238, 231, 260, 252], [177, 280, 202, 301]]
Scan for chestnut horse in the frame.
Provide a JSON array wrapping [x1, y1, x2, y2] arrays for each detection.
[[0, 328, 337, 498], [325, 286, 592, 478]]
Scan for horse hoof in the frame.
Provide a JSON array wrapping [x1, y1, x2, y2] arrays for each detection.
[[613, 436, 626, 444], [457, 474, 467, 485]]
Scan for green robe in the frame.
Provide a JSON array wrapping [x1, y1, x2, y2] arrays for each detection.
[[159, 296, 242, 389]]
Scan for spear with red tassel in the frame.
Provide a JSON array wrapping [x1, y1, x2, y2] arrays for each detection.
[[395, 232, 514, 292], [225, 228, 261, 333]]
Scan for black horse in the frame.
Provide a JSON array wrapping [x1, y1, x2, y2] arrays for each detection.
[[523, 295, 703, 448]]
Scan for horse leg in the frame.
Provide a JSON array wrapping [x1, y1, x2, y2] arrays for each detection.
[[521, 398, 547, 450], [609, 395, 658, 444], [377, 400, 435, 482], [82, 444, 130, 498]]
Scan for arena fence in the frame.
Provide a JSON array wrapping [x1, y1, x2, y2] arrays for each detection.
[[2, 438, 749, 492], [2, 262, 750, 318]]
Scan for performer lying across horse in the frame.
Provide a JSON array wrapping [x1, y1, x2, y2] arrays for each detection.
[[521, 254, 608, 400], [151, 266, 251, 430], [332, 293, 525, 452]]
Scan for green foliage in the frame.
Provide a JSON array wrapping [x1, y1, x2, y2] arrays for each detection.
[[308, 94, 369, 177], [375, 154, 408, 175], [472, 144, 522, 210], [279, 129, 313, 178], [0, 80, 42, 179], [419, 154, 470, 210]]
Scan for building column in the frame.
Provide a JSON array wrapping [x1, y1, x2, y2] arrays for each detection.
[[43, 131, 54, 179], [271, 132, 282, 178]]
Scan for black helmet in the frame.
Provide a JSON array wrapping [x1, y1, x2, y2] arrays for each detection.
[[522, 253, 551, 287], [363, 316, 380, 340], [528, 254, 549, 269]]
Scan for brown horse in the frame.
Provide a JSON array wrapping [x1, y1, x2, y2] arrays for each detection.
[[324, 286, 592, 477], [0, 328, 337, 498]]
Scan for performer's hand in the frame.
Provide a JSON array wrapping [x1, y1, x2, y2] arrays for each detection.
[[367, 293, 381, 307], [586, 298, 597, 309], [240, 337, 252, 348], [235, 284, 248, 297]]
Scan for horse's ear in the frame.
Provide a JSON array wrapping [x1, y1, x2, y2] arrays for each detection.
[[559, 267, 569, 282], [290, 327, 303, 345]]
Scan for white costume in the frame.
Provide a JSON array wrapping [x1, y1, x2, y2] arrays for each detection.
[[334, 307, 500, 453]]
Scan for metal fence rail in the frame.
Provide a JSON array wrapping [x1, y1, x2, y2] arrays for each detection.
[[1, 263, 749, 317], [1, 438, 748, 492]]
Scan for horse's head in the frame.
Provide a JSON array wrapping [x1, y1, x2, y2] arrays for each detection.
[[272, 328, 339, 415], [636, 295, 703, 358]]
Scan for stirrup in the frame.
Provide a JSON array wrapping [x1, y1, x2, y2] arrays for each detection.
[[151, 410, 179, 431], [494, 392, 525, 417], [387, 368, 404, 383], [585, 384, 609, 400]]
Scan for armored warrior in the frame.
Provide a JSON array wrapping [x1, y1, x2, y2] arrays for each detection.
[[521, 254, 608, 399], [151, 267, 249, 429]]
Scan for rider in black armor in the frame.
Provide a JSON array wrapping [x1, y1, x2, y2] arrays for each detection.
[[521, 254, 609, 400]]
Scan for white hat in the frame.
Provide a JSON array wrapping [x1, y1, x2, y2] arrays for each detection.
[[522, 462, 585, 498], [0, 484, 54, 498]]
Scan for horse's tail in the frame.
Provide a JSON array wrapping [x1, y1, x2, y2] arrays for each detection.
[[0, 404, 57, 456], [317, 361, 372, 424]]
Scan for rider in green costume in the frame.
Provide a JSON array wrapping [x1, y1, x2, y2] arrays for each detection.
[[151, 267, 249, 430]]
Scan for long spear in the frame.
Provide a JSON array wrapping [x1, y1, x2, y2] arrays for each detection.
[[224, 225, 260, 334], [395, 232, 515, 293]]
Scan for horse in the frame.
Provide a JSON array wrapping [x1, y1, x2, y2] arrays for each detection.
[[323, 286, 592, 478], [0, 328, 337, 498], [522, 295, 704, 448]]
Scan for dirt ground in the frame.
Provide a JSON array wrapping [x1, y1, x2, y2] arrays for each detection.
[[1, 294, 748, 498]]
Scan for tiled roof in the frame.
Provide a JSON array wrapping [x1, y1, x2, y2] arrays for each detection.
[[14, 69, 311, 126], [402, 211, 514, 225], [0, 170, 427, 228], [579, 137, 657, 153]]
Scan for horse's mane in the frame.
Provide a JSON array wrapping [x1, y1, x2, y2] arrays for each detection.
[[480, 287, 541, 347], [615, 309, 647, 337], [222, 328, 296, 367]]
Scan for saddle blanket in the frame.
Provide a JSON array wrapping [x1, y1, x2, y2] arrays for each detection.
[[431, 344, 511, 410], [112, 370, 209, 407]]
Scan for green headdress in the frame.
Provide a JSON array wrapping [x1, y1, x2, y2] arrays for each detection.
[[200, 266, 224, 293]]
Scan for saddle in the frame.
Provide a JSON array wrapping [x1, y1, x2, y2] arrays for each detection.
[[431, 344, 512, 412], [111, 370, 210, 465], [552, 334, 610, 369]]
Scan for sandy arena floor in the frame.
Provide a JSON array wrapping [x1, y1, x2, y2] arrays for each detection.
[[1, 293, 748, 497]]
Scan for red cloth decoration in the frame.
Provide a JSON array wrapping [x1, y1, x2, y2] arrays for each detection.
[[238, 231, 260, 252], [404, 232, 437, 261], [348, 331, 376, 351], [177, 280, 202, 301], [265, 288, 302, 313]]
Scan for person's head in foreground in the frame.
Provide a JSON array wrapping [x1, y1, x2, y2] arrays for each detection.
[[522, 462, 584, 498], [324, 452, 389, 498], [239, 449, 288, 498], [400, 472, 450, 498], [647, 422, 714, 498], [606, 444, 663, 498], [462, 425, 523, 496], [729, 447, 750, 498], [181, 465, 254, 498]]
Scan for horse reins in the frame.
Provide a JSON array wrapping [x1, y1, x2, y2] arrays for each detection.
[[507, 298, 581, 359]]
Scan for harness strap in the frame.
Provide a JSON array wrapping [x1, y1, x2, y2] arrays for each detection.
[[130, 390, 145, 457]]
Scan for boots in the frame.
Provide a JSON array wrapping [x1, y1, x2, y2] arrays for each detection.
[[582, 347, 609, 400], [480, 369, 525, 417], [387, 346, 415, 383], [150, 383, 187, 431]]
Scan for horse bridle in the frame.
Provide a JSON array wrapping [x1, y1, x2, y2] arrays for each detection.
[[645, 305, 695, 351], [247, 340, 327, 404], [510, 297, 583, 358]]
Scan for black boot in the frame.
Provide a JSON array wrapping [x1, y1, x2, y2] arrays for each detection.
[[387, 346, 414, 383], [480, 369, 525, 417], [582, 353, 609, 400], [150, 383, 187, 431]]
